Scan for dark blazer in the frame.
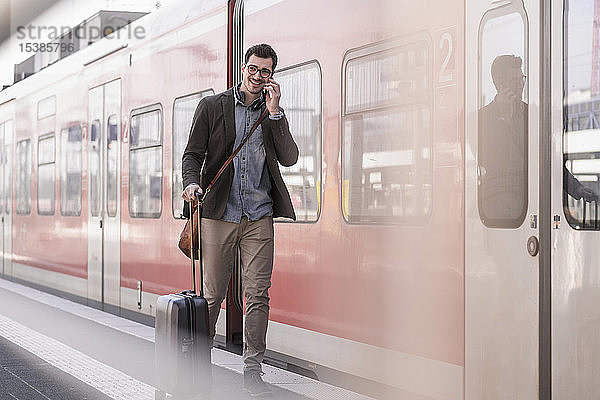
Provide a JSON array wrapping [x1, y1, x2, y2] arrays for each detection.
[[182, 88, 299, 220]]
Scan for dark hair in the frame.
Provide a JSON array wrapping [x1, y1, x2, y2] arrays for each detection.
[[244, 43, 278, 71], [491, 54, 522, 90]]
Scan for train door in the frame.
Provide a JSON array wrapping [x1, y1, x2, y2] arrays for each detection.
[[465, 0, 542, 398], [0, 120, 12, 277], [553, 0, 600, 397], [88, 79, 121, 309]]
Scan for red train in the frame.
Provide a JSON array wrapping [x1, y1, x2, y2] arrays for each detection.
[[3, 0, 600, 399]]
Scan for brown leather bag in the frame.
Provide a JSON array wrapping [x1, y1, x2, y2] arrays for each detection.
[[177, 109, 269, 259], [178, 199, 199, 259]]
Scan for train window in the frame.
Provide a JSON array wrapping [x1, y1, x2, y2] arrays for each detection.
[[38, 134, 55, 215], [477, 8, 528, 229], [563, 1, 600, 229], [60, 126, 82, 216], [342, 38, 433, 224], [130, 106, 162, 218], [0, 122, 4, 213], [107, 115, 119, 217], [4, 120, 12, 215], [275, 61, 322, 222], [15, 139, 31, 215], [172, 90, 214, 219], [37, 96, 56, 120], [89, 120, 101, 217]]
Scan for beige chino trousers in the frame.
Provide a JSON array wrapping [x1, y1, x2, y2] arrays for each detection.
[[200, 216, 274, 373]]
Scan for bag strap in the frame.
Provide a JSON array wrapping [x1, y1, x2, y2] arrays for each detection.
[[200, 108, 269, 203]]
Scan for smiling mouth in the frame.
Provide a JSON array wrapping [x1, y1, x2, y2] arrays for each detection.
[[249, 78, 262, 86]]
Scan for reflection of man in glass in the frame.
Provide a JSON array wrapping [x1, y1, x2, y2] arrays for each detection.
[[478, 54, 528, 227]]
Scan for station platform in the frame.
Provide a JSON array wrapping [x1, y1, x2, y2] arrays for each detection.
[[0, 277, 373, 400]]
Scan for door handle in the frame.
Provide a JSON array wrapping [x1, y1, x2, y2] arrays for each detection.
[[527, 236, 539, 257], [99, 219, 103, 229]]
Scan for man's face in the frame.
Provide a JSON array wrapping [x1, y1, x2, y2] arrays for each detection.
[[242, 54, 274, 95], [504, 66, 526, 98]]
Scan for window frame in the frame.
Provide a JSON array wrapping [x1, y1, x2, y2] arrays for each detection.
[[172, 89, 214, 219], [562, 0, 600, 230], [37, 132, 56, 215], [129, 103, 163, 219], [60, 124, 82, 216], [341, 34, 434, 225], [15, 138, 31, 215], [476, 3, 530, 229], [273, 59, 323, 224], [106, 114, 119, 218], [37, 95, 56, 120]]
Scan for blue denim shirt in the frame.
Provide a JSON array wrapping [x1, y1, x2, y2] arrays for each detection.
[[220, 86, 281, 223]]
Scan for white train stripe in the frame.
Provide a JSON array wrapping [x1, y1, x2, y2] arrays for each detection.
[[0, 313, 155, 400], [12, 262, 88, 299]]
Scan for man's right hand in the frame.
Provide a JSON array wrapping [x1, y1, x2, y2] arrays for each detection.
[[182, 183, 202, 202]]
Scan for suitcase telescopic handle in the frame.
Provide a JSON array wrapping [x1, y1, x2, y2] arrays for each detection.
[[188, 195, 203, 296]]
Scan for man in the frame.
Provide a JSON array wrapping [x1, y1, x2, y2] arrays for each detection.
[[181, 43, 298, 397], [479, 54, 597, 229], [478, 54, 529, 228]]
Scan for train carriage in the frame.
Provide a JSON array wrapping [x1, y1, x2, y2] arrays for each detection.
[[0, 0, 599, 399]]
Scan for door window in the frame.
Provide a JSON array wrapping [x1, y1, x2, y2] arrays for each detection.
[[89, 120, 101, 217], [107, 115, 118, 217], [563, 0, 600, 229], [477, 8, 529, 228]]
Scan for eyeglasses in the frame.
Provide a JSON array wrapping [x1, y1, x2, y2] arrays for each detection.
[[509, 74, 527, 84], [246, 64, 272, 78]]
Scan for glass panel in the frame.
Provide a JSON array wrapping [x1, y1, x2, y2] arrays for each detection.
[[37, 96, 56, 119], [60, 126, 82, 216], [38, 164, 54, 215], [563, 0, 600, 229], [0, 123, 4, 213], [5, 143, 10, 215], [477, 12, 528, 228], [16, 139, 31, 215], [107, 115, 118, 217], [130, 147, 162, 218], [342, 41, 432, 224], [4, 120, 11, 215], [172, 91, 213, 218], [38, 135, 55, 215], [130, 110, 161, 148], [89, 120, 101, 217], [38, 135, 55, 164], [276, 62, 322, 222]]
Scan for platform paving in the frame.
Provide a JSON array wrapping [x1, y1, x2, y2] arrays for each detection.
[[0, 277, 373, 400]]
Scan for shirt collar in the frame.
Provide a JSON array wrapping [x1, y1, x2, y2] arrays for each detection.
[[234, 83, 265, 111]]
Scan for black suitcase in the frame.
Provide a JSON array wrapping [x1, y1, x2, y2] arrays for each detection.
[[155, 199, 212, 400]]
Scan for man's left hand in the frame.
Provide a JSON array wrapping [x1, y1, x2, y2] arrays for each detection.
[[264, 78, 281, 116]]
